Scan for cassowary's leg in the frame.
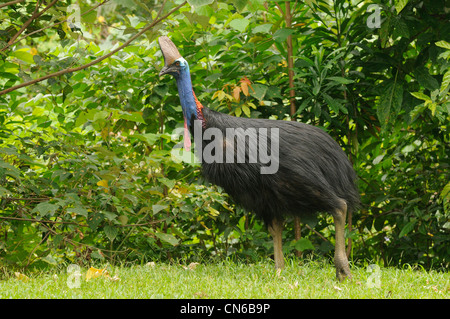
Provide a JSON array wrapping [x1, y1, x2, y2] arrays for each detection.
[[268, 218, 284, 269], [332, 200, 352, 281]]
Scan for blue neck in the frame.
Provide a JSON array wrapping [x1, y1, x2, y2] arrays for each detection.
[[176, 65, 198, 128]]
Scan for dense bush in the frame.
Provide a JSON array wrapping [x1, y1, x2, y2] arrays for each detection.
[[0, 0, 448, 270]]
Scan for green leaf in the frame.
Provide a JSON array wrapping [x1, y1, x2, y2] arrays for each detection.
[[41, 254, 57, 265], [67, 206, 88, 218], [377, 81, 403, 127], [0, 159, 20, 179], [10, 49, 35, 64], [104, 225, 118, 241], [251, 84, 268, 101], [119, 111, 146, 123], [415, 67, 439, 91], [395, 0, 409, 14], [273, 28, 295, 43], [294, 238, 315, 251], [158, 177, 176, 189], [252, 24, 272, 34], [32, 202, 59, 217], [155, 232, 179, 246], [440, 69, 450, 94], [233, 0, 248, 12], [187, 0, 214, 8], [399, 220, 417, 237], [132, 133, 159, 145], [327, 76, 354, 84], [410, 92, 431, 102], [435, 40, 450, 50], [230, 18, 249, 32], [152, 204, 168, 215], [242, 104, 251, 117]]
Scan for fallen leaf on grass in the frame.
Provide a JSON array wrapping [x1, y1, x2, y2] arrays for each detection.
[[15, 272, 30, 282], [288, 281, 299, 290], [107, 275, 121, 282], [181, 262, 200, 270], [86, 267, 108, 281]]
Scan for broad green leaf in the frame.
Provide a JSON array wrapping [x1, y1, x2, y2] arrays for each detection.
[[435, 40, 450, 50], [252, 24, 272, 34], [104, 225, 118, 241], [132, 133, 159, 145], [410, 92, 431, 102], [41, 254, 58, 265], [158, 177, 176, 189], [377, 81, 403, 127], [251, 84, 268, 101], [10, 49, 35, 64], [33, 202, 59, 217], [155, 232, 179, 246], [233, 0, 248, 12], [395, 0, 409, 14], [242, 104, 251, 117], [230, 18, 249, 32], [414, 67, 439, 91], [152, 204, 168, 215], [67, 206, 88, 218], [440, 69, 450, 94], [0, 159, 20, 179], [119, 111, 146, 123], [187, 0, 214, 8], [273, 28, 295, 43], [399, 220, 417, 237], [294, 238, 315, 251], [327, 76, 354, 84]]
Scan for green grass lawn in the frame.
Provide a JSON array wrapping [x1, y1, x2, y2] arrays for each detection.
[[1, 259, 448, 299]]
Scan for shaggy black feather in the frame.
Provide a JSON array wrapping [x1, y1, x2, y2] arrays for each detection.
[[189, 107, 360, 225]]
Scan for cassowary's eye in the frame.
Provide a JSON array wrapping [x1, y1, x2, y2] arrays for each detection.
[[175, 61, 180, 66]]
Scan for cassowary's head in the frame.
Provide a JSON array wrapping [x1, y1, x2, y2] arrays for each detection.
[[158, 36, 189, 79]]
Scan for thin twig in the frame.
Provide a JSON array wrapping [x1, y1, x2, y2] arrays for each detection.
[[0, 0, 25, 9], [6, 0, 59, 48], [0, 1, 187, 96]]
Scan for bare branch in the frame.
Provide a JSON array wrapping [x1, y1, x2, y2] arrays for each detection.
[[0, 1, 187, 96], [0, 0, 26, 9]]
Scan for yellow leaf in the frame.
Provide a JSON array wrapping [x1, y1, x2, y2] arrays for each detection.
[[217, 90, 225, 101], [15, 272, 30, 282], [97, 179, 109, 193], [241, 81, 249, 96], [188, 262, 200, 270], [101, 127, 109, 140], [86, 267, 108, 281], [233, 86, 241, 102], [29, 47, 38, 55]]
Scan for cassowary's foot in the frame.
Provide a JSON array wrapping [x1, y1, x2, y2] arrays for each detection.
[[332, 199, 352, 282], [335, 253, 352, 282], [268, 218, 285, 270]]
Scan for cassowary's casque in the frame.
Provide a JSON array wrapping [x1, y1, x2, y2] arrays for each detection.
[[158, 36, 359, 281]]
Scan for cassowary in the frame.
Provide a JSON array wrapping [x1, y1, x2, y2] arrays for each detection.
[[158, 36, 359, 281]]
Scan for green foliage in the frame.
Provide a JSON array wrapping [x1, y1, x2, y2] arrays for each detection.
[[0, 0, 449, 271]]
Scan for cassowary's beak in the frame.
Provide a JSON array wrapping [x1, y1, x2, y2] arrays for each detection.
[[158, 36, 182, 77], [159, 65, 171, 77]]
